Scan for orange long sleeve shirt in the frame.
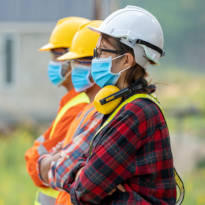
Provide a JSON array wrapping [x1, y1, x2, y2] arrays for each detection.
[[25, 89, 89, 187]]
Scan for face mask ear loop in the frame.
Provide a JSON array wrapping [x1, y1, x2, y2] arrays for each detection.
[[110, 53, 131, 75], [64, 63, 72, 80], [110, 54, 126, 75], [85, 71, 94, 90], [58, 65, 71, 87], [112, 53, 125, 61]]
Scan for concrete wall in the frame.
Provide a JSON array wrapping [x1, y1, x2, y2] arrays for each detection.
[[0, 0, 94, 22], [0, 0, 112, 124], [0, 23, 66, 124]]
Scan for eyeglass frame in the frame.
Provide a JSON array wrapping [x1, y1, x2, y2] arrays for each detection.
[[93, 47, 124, 58]]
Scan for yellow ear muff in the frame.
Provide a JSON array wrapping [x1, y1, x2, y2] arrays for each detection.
[[94, 85, 122, 114]]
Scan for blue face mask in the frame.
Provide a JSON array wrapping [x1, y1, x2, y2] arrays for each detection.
[[91, 55, 127, 88], [71, 63, 93, 92], [48, 61, 66, 86]]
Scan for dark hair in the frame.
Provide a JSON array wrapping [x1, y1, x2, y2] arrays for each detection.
[[102, 34, 156, 94]]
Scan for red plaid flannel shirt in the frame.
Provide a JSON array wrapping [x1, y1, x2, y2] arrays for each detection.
[[66, 98, 176, 204], [48, 111, 103, 190]]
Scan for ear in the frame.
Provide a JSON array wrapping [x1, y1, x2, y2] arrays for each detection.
[[123, 53, 135, 68]]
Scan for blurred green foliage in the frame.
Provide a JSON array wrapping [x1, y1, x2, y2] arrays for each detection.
[[183, 170, 205, 205], [0, 127, 37, 205], [151, 67, 205, 138]]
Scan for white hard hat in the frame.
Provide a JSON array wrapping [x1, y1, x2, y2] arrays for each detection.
[[89, 5, 165, 68]]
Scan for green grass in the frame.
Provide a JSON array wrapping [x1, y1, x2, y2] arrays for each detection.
[[183, 169, 205, 205], [0, 127, 37, 205]]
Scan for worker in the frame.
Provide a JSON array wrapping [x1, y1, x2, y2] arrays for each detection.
[[37, 20, 103, 205], [24, 16, 91, 205], [48, 6, 180, 204]]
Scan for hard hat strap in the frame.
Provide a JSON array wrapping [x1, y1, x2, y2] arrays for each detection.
[[135, 39, 165, 56]]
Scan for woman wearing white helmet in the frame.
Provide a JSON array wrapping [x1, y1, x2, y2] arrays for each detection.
[[60, 6, 184, 205]]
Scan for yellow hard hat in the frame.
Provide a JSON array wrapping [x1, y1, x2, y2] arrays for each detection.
[[94, 85, 122, 115], [58, 20, 102, 60], [39, 17, 90, 51]]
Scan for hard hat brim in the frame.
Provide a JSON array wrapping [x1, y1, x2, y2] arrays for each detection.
[[88, 26, 119, 39], [88, 26, 103, 34], [39, 43, 54, 51], [58, 51, 83, 61]]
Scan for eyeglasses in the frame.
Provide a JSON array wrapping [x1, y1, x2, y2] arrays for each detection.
[[94, 47, 124, 58]]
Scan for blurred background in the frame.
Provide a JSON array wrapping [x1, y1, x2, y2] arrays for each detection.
[[0, 0, 204, 204]]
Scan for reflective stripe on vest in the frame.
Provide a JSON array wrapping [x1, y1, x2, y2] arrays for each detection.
[[73, 106, 95, 138], [36, 135, 45, 143], [49, 92, 90, 139], [37, 144, 48, 156], [90, 93, 184, 205], [35, 188, 59, 205], [35, 92, 90, 205]]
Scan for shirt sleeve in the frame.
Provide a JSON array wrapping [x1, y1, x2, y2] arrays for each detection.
[[68, 101, 159, 204], [48, 112, 102, 190], [24, 126, 53, 187], [25, 104, 86, 187]]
